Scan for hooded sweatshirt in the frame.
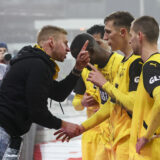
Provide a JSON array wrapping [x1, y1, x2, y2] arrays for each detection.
[[0, 46, 79, 136]]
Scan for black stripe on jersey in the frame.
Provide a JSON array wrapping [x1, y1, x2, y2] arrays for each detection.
[[73, 75, 86, 94], [143, 120, 157, 135], [129, 58, 143, 91], [110, 83, 118, 103], [143, 61, 160, 97]]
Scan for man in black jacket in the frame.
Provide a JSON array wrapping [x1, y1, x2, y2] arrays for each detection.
[[0, 25, 90, 159]]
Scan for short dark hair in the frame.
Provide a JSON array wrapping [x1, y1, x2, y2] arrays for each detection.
[[132, 16, 159, 43], [104, 11, 134, 31], [87, 25, 104, 38], [70, 33, 96, 58]]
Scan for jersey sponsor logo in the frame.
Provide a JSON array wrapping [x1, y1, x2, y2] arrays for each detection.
[[149, 75, 160, 84], [134, 76, 140, 83], [100, 88, 108, 104]]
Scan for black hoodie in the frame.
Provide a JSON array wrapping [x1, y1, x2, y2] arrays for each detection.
[[0, 46, 79, 136]]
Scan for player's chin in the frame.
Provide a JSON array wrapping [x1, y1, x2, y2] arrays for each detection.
[[61, 59, 65, 62], [60, 56, 66, 62]]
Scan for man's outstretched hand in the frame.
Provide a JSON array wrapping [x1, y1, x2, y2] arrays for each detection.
[[54, 121, 85, 142]]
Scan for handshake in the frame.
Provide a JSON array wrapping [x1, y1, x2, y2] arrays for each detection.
[[54, 121, 85, 142]]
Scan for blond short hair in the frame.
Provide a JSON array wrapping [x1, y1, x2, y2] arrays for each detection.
[[37, 25, 67, 44]]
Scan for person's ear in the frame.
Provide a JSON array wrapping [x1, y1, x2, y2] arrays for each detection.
[[120, 28, 126, 37], [138, 32, 143, 42], [48, 36, 55, 48]]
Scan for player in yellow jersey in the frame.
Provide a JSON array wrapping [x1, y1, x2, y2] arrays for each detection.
[[129, 16, 160, 160], [72, 25, 108, 160], [54, 11, 142, 160], [55, 11, 141, 159], [82, 11, 143, 160], [72, 25, 107, 119], [72, 32, 123, 160]]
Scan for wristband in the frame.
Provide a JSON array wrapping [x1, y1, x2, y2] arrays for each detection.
[[72, 67, 81, 76]]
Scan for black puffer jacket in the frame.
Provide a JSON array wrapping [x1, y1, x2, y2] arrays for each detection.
[[0, 46, 79, 136]]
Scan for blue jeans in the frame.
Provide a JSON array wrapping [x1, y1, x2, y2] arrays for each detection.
[[0, 126, 10, 159], [0, 126, 23, 160]]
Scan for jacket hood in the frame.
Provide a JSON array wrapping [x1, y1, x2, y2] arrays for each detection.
[[10, 45, 56, 70]]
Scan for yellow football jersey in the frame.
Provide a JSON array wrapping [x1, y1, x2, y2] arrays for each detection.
[[129, 53, 160, 160], [82, 54, 142, 160], [73, 52, 123, 117], [73, 52, 123, 160], [106, 54, 142, 146]]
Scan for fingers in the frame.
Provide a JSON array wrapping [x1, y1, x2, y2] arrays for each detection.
[[93, 108, 99, 112], [62, 135, 72, 142], [74, 41, 90, 71], [55, 122, 82, 143], [136, 147, 141, 154], [136, 139, 140, 153], [54, 129, 64, 135], [79, 51, 90, 61], [87, 71, 95, 80], [55, 132, 67, 140], [55, 132, 71, 142], [75, 50, 90, 70], [61, 134, 71, 142], [136, 145, 140, 154], [87, 63, 97, 71], [55, 126, 83, 142], [83, 93, 94, 100], [54, 128, 72, 142], [85, 96, 97, 104], [81, 93, 98, 107], [82, 93, 97, 106], [66, 136, 71, 142], [62, 134, 70, 142], [136, 137, 149, 154], [80, 40, 89, 52], [85, 101, 98, 107]]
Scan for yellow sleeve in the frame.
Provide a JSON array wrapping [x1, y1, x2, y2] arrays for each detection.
[[144, 86, 160, 139], [81, 101, 110, 131], [102, 81, 135, 112], [72, 94, 84, 111]]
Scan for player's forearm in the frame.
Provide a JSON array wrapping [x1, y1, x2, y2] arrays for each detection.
[[102, 82, 135, 112], [144, 106, 160, 139], [81, 102, 110, 131], [144, 87, 160, 139]]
